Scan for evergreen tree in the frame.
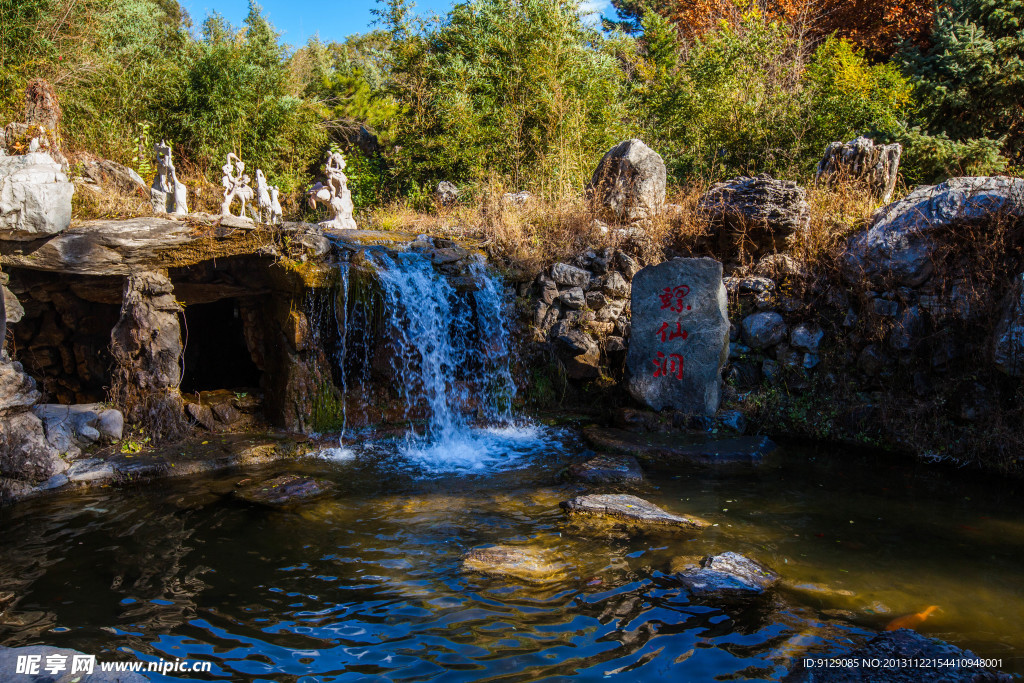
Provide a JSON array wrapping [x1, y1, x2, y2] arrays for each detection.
[[900, 0, 1024, 165]]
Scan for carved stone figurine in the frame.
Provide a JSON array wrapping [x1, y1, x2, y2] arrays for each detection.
[[269, 185, 282, 225], [307, 151, 357, 230], [254, 169, 273, 223], [150, 140, 188, 215], [220, 153, 254, 218]]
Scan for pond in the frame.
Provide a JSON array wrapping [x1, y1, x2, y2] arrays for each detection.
[[1, 426, 1022, 681]]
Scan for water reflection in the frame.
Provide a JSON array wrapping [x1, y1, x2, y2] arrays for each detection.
[[0, 439, 1021, 680]]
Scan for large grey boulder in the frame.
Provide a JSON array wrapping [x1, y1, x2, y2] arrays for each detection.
[[0, 152, 74, 241], [33, 403, 124, 458], [626, 258, 729, 415], [846, 176, 1024, 287], [587, 138, 666, 221], [699, 174, 810, 259], [78, 156, 148, 196], [993, 272, 1024, 377], [815, 136, 902, 202]]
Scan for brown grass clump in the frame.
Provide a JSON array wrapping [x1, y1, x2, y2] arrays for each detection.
[[363, 181, 714, 279]]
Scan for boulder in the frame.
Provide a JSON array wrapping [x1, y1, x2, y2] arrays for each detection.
[[602, 271, 630, 298], [699, 174, 810, 259], [0, 356, 41, 412], [235, 473, 334, 507], [993, 273, 1024, 377], [741, 311, 787, 350], [567, 453, 644, 483], [789, 322, 823, 353], [561, 493, 709, 533], [78, 155, 148, 196], [550, 262, 591, 287], [33, 404, 125, 452], [559, 287, 585, 310], [462, 545, 568, 583], [846, 176, 1024, 287], [673, 551, 779, 598], [815, 136, 902, 202], [783, 629, 1011, 682], [553, 324, 601, 379], [625, 257, 729, 415], [434, 181, 459, 207], [587, 138, 666, 221], [0, 410, 67, 483], [0, 152, 74, 240]]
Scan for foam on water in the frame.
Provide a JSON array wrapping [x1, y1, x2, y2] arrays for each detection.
[[329, 247, 543, 474], [397, 422, 557, 474]]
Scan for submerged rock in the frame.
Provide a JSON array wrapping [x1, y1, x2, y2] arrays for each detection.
[[673, 551, 779, 598], [783, 628, 1012, 682], [567, 453, 644, 483], [235, 474, 334, 507], [561, 493, 709, 533], [584, 427, 777, 468], [462, 544, 568, 583]]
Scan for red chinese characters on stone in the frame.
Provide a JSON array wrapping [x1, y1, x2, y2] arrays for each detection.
[[656, 321, 688, 342], [659, 285, 691, 313], [652, 351, 684, 380]]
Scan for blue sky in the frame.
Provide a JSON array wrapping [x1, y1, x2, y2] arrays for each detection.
[[179, 0, 612, 47]]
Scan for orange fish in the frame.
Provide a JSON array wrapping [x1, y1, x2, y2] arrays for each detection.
[[885, 605, 939, 631]]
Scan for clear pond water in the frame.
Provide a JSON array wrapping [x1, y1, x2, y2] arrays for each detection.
[[1, 430, 1023, 681]]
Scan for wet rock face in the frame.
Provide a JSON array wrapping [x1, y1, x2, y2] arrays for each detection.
[[625, 257, 729, 415], [587, 138, 667, 221], [673, 552, 779, 598], [584, 426, 777, 467], [0, 152, 74, 241], [846, 176, 1024, 287], [561, 493, 709, 532], [699, 174, 810, 260], [235, 474, 334, 507]]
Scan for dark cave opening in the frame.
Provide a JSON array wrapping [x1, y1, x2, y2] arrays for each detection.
[[179, 298, 261, 394]]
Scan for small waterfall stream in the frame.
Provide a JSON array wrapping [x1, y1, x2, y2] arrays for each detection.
[[322, 245, 546, 472]]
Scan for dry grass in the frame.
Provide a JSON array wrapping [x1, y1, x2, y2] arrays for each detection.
[[362, 181, 715, 280]]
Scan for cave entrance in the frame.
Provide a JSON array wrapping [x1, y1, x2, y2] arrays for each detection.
[[179, 299, 261, 394]]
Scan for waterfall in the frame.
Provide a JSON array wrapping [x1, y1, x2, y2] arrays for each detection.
[[323, 245, 546, 472]]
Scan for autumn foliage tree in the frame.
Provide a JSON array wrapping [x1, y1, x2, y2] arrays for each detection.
[[610, 0, 934, 56]]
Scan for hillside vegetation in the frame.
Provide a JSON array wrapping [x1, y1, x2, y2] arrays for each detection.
[[1, 0, 1020, 215]]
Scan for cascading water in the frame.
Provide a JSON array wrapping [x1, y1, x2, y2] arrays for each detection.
[[323, 245, 551, 473]]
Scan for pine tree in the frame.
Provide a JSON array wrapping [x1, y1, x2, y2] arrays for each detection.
[[900, 0, 1024, 165]]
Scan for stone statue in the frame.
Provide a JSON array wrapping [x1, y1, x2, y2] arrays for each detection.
[[269, 185, 282, 225], [254, 169, 273, 223], [307, 151, 356, 230], [220, 153, 254, 219], [150, 140, 188, 215]]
